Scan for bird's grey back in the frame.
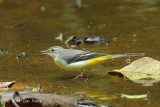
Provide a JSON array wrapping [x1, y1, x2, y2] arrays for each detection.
[[56, 48, 85, 60], [56, 48, 106, 64]]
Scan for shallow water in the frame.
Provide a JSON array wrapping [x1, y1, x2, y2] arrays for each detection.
[[0, 0, 160, 106]]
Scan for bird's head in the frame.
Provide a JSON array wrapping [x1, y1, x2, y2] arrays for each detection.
[[40, 46, 64, 59]]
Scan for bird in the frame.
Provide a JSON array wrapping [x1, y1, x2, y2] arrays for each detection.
[[41, 46, 144, 79]]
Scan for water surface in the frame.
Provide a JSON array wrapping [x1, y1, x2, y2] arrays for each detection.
[[0, 0, 160, 106]]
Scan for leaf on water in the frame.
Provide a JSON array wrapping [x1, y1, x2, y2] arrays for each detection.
[[32, 88, 39, 93], [55, 33, 63, 42], [0, 81, 15, 88], [97, 96, 117, 100], [121, 94, 148, 99], [87, 92, 117, 101], [108, 57, 160, 86]]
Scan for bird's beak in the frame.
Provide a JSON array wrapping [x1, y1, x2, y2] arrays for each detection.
[[40, 50, 48, 54]]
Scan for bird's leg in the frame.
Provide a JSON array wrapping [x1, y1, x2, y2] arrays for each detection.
[[74, 70, 85, 79], [74, 72, 84, 79]]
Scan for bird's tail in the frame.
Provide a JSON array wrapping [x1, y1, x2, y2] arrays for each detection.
[[105, 53, 145, 59]]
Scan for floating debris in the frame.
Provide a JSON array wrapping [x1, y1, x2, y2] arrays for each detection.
[[0, 49, 8, 55], [55, 33, 63, 42], [121, 94, 148, 99], [65, 36, 83, 46], [83, 36, 112, 45], [5, 50, 8, 54], [66, 36, 80, 43], [64, 35, 112, 46], [16, 52, 25, 59], [0, 81, 15, 88], [5, 24, 24, 29], [0, 49, 4, 55], [65, 35, 75, 44], [75, 99, 109, 107], [55, 34, 113, 46]]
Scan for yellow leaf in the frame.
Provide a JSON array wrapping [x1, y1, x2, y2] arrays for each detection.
[[121, 94, 147, 99], [109, 57, 160, 85]]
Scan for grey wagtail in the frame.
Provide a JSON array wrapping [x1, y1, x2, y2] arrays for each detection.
[[41, 46, 144, 78]]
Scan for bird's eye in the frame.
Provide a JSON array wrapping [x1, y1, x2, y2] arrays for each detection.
[[51, 49, 54, 52]]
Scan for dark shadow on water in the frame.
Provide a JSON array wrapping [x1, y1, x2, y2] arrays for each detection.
[[108, 72, 125, 78]]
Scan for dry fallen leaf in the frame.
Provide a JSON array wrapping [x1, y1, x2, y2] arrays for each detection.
[[108, 57, 160, 86]]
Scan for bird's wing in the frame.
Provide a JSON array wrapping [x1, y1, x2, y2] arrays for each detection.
[[66, 51, 106, 64]]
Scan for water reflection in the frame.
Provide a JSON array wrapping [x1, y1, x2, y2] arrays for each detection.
[[0, 0, 160, 107]]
